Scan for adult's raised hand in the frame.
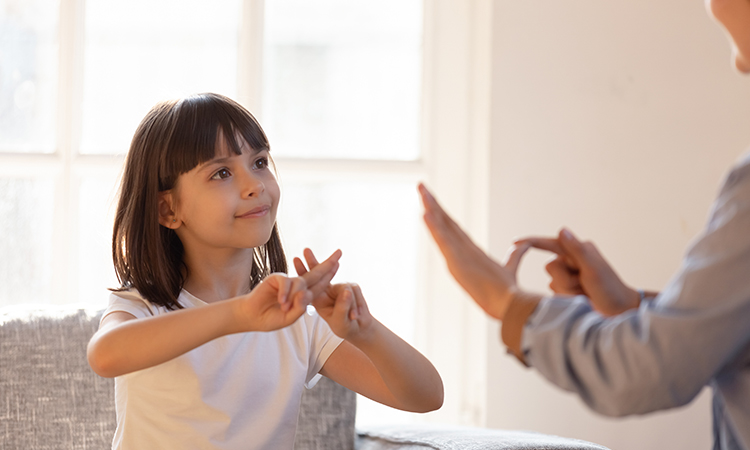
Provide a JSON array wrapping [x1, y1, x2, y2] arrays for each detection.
[[418, 183, 529, 320]]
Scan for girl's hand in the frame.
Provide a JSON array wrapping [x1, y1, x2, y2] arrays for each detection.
[[234, 250, 341, 332], [418, 183, 527, 321], [514, 228, 641, 316], [293, 249, 374, 342]]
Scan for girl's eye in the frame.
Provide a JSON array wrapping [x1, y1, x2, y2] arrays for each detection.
[[253, 157, 269, 170], [211, 168, 232, 180]]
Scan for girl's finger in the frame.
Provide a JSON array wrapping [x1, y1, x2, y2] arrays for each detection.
[[307, 262, 339, 298], [303, 248, 321, 270], [287, 278, 308, 311], [336, 287, 355, 319], [301, 250, 342, 287], [275, 274, 292, 306], [291, 289, 313, 312], [293, 257, 308, 276], [351, 283, 368, 319]]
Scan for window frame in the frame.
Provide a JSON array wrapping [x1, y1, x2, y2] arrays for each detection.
[[0, 0, 493, 427]]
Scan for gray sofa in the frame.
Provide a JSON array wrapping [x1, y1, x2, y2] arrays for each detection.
[[0, 304, 610, 450]]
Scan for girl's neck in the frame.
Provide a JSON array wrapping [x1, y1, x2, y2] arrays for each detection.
[[181, 247, 256, 303]]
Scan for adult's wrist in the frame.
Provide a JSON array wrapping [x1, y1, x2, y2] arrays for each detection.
[[500, 290, 543, 365]]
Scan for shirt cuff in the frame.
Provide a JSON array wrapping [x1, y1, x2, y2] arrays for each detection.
[[501, 292, 542, 366]]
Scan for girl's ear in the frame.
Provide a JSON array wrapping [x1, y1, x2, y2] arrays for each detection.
[[158, 191, 180, 229]]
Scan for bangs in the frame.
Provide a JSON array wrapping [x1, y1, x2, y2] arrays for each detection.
[[158, 93, 269, 191]]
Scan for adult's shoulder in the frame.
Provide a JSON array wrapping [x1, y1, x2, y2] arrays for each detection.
[[722, 149, 750, 191]]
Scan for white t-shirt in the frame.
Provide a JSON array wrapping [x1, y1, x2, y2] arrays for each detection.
[[102, 289, 343, 450]]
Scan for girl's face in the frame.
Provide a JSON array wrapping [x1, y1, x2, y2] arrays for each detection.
[[707, 0, 750, 73], [163, 136, 280, 254]]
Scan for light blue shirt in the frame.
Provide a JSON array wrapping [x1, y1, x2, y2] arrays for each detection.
[[522, 152, 750, 450]]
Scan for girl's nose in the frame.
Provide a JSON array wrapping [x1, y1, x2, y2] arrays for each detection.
[[240, 170, 265, 198]]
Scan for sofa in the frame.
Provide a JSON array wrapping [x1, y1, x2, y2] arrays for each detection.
[[0, 304, 610, 450]]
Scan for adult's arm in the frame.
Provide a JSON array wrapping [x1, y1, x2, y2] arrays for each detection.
[[504, 155, 750, 416]]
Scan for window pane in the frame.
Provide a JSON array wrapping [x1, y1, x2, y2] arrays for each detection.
[[277, 179, 420, 426], [78, 176, 119, 307], [263, 0, 422, 160], [0, 0, 58, 153], [0, 178, 54, 305], [80, 0, 242, 155]]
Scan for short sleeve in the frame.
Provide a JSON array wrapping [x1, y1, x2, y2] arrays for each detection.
[[303, 309, 344, 388], [101, 290, 157, 324]]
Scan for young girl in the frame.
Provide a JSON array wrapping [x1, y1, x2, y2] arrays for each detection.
[[87, 93, 443, 449]]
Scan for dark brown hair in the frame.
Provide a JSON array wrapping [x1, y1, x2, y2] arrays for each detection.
[[112, 93, 287, 310]]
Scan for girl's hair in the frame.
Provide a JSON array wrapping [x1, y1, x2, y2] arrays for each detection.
[[112, 93, 287, 310]]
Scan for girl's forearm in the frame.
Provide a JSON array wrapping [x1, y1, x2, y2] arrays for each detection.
[[351, 320, 444, 412], [88, 300, 241, 378]]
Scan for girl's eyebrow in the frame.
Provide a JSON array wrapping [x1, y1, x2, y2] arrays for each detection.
[[196, 156, 234, 173], [197, 148, 265, 173]]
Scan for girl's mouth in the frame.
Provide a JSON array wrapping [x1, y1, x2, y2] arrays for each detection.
[[236, 205, 271, 218]]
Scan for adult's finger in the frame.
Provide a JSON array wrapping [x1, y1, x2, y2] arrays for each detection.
[[504, 241, 532, 277], [419, 184, 474, 247], [558, 228, 589, 265], [545, 257, 583, 295], [419, 184, 478, 263], [514, 237, 566, 257]]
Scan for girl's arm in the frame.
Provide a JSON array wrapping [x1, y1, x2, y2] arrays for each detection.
[[88, 252, 341, 378], [295, 251, 443, 413], [319, 290, 444, 413]]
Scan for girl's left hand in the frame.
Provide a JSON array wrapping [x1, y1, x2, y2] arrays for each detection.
[[294, 249, 374, 342]]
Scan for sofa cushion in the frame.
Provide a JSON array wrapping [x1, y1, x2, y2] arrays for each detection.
[[0, 304, 357, 450], [356, 424, 611, 450], [0, 305, 116, 450], [296, 375, 356, 450]]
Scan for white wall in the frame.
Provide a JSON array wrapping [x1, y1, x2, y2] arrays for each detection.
[[484, 1, 750, 449]]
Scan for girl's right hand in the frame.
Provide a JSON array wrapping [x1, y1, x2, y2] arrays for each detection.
[[234, 250, 342, 332]]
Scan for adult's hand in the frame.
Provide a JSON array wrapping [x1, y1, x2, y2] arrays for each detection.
[[418, 183, 528, 321], [515, 229, 642, 316]]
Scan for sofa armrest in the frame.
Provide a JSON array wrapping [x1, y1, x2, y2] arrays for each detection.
[[356, 424, 610, 450], [0, 305, 116, 449]]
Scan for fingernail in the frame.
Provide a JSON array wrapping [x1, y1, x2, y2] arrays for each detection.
[[561, 228, 573, 240]]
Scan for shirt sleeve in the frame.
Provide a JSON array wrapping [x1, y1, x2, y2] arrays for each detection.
[[502, 153, 750, 417], [101, 290, 156, 324], [303, 309, 344, 388]]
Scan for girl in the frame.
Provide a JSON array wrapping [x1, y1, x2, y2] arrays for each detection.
[[87, 93, 443, 449]]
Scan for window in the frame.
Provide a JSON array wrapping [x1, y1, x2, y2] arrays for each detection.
[[0, 0, 492, 428]]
